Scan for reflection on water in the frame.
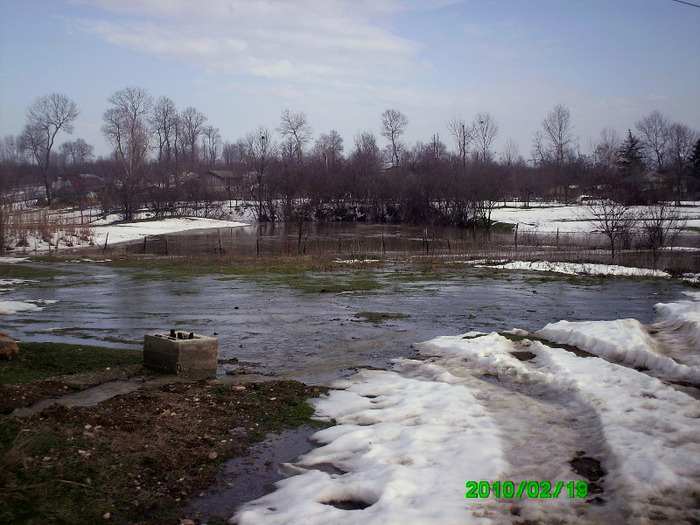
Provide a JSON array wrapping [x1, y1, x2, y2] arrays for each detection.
[[4, 259, 684, 386], [124, 222, 508, 258]]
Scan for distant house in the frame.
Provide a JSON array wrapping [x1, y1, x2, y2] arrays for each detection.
[[54, 174, 106, 201], [200, 170, 238, 192]]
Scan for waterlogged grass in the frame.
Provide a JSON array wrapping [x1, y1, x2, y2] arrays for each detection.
[[277, 274, 384, 294], [0, 342, 142, 384], [354, 311, 410, 323], [106, 255, 344, 279], [0, 262, 76, 280], [107, 255, 388, 293]]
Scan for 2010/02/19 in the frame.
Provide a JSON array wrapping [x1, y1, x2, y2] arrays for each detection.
[[465, 480, 588, 499]]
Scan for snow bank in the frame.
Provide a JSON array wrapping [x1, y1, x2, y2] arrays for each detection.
[[652, 292, 700, 366], [93, 217, 248, 246], [477, 260, 670, 278], [232, 368, 505, 524], [536, 318, 700, 384], [489, 204, 590, 233], [0, 257, 30, 264]]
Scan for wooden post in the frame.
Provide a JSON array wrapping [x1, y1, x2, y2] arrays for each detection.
[[514, 223, 519, 252]]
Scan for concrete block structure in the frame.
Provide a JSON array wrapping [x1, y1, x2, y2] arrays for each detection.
[[144, 330, 218, 379]]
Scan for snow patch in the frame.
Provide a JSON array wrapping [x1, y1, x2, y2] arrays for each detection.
[[0, 300, 43, 315], [232, 368, 505, 524], [536, 318, 700, 384], [477, 260, 670, 278]]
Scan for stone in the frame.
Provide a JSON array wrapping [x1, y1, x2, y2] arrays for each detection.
[[0, 332, 19, 359], [144, 331, 218, 379]]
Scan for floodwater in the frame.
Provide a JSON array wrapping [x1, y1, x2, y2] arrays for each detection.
[[124, 221, 510, 258], [2, 252, 691, 521], [2, 257, 688, 386]]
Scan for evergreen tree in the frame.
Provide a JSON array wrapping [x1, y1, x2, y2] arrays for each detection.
[[689, 137, 700, 196], [617, 129, 645, 178]]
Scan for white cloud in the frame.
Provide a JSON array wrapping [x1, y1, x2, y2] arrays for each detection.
[[71, 0, 421, 82]]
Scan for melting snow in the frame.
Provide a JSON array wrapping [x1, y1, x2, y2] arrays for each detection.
[[232, 292, 700, 524]]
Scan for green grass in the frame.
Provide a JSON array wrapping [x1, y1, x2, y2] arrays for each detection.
[[0, 342, 142, 384], [245, 382, 330, 431], [278, 274, 384, 294], [0, 262, 76, 280]]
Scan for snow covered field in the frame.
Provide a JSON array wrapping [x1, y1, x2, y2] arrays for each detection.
[[490, 201, 700, 234], [90, 216, 248, 247], [232, 292, 700, 525]]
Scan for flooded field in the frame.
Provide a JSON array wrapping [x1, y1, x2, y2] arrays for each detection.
[[2, 257, 688, 386], [122, 221, 699, 271]]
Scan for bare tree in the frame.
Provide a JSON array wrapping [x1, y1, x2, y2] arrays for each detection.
[[245, 127, 276, 221], [201, 125, 222, 169], [640, 204, 686, 267], [472, 112, 498, 163], [447, 117, 473, 167], [590, 127, 621, 173], [151, 96, 179, 172], [314, 130, 344, 172], [500, 138, 521, 167], [586, 199, 636, 260], [102, 86, 153, 220], [60, 138, 94, 167], [541, 104, 574, 171], [530, 130, 548, 167], [381, 109, 409, 168], [19, 93, 79, 204], [180, 106, 207, 170], [636, 110, 669, 173], [666, 122, 698, 205], [278, 109, 312, 164], [350, 131, 383, 217]]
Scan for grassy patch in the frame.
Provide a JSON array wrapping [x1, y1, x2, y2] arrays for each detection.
[[0, 262, 75, 280], [281, 274, 384, 294], [0, 380, 327, 525], [107, 255, 341, 279], [0, 342, 142, 385], [354, 311, 410, 323]]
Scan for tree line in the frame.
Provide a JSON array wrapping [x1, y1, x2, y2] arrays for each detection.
[[1, 88, 699, 227]]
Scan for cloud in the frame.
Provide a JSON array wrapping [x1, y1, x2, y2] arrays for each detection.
[[71, 0, 422, 82]]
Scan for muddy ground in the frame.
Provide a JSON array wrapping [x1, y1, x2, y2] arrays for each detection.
[[1, 371, 328, 525]]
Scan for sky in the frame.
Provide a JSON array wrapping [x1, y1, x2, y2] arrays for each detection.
[[1, 0, 699, 161]]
